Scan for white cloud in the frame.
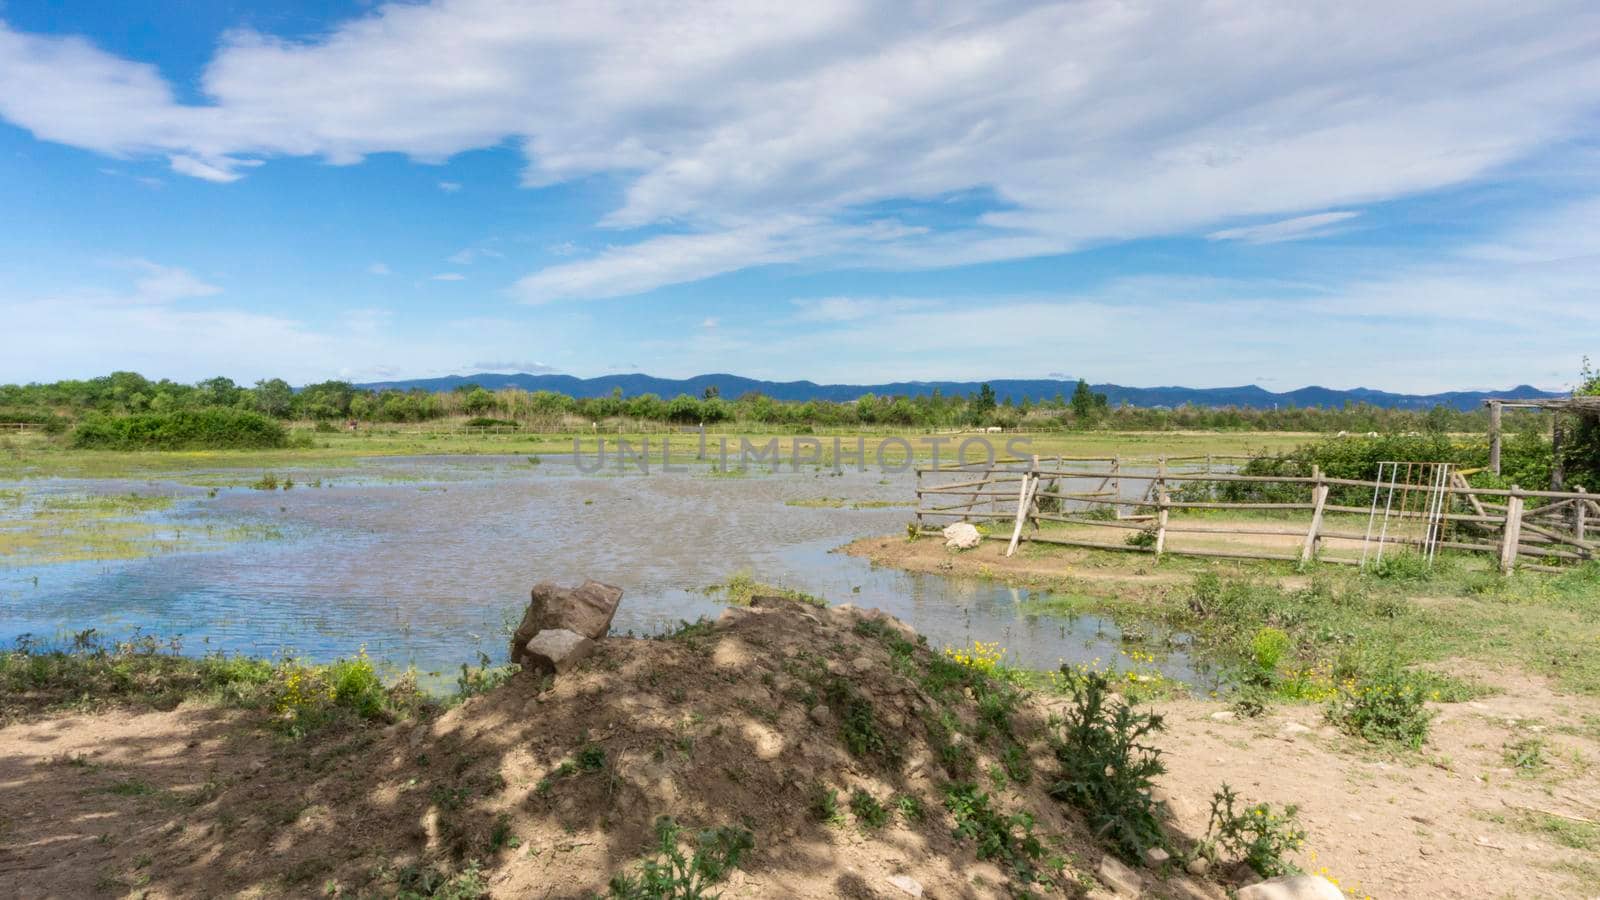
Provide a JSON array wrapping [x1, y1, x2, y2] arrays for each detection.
[[470, 360, 560, 373], [431, 272, 466, 281], [367, 262, 392, 275], [5, 3, 1600, 298], [168, 154, 245, 183], [1207, 211, 1360, 244], [438, 181, 461, 192], [0, 266, 580, 384], [124, 260, 221, 303], [792, 296, 937, 322], [700, 317, 718, 329], [447, 247, 504, 265]]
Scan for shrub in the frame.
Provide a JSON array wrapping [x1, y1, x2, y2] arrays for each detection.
[[1249, 627, 1290, 676], [607, 816, 753, 899], [71, 409, 288, 450], [943, 783, 1049, 888], [1202, 784, 1305, 877], [1365, 551, 1430, 581], [1048, 668, 1167, 861], [824, 677, 899, 767], [1327, 666, 1433, 748], [849, 789, 889, 830]]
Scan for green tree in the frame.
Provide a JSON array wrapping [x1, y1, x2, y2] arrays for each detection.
[[252, 378, 294, 418], [1070, 379, 1107, 421], [969, 383, 997, 423]]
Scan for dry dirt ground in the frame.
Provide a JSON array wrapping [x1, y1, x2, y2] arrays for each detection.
[[3, 598, 1598, 899]]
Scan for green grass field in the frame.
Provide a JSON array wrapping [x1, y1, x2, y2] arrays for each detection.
[[0, 427, 1316, 479]]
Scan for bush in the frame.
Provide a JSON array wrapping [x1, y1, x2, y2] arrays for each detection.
[[1202, 784, 1305, 877], [944, 783, 1049, 887], [1366, 551, 1431, 581], [464, 417, 518, 428], [1048, 668, 1167, 861], [1327, 666, 1434, 748], [607, 816, 753, 899], [71, 409, 288, 450]]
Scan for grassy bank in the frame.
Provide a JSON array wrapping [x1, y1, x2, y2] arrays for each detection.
[[884, 529, 1600, 745]]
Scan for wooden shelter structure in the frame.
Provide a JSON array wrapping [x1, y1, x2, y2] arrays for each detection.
[[1484, 395, 1600, 488]]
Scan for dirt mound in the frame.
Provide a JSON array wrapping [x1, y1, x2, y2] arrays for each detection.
[[3, 597, 1239, 898]]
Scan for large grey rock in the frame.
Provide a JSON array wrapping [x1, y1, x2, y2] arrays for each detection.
[[519, 629, 596, 675], [1236, 875, 1345, 900], [942, 522, 982, 550], [1096, 855, 1142, 897], [511, 579, 623, 663]]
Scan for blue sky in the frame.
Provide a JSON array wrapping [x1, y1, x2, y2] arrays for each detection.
[[2, 1, 1598, 392]]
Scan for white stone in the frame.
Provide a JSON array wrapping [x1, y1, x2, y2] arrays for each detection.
[[885, 874, 924, 897], [942, 522, 982, 550], [520, 628, 596, 675], [1143, 846, 1171, 868], [1236, 875, 1346, 900]]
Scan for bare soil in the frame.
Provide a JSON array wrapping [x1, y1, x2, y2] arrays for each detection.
[[3, 598, 1597, 898]]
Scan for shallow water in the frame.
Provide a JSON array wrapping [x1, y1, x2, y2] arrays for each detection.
[[1, 456, 1208, 686]]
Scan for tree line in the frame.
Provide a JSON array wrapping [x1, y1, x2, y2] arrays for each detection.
[[0, 370, 1540, 434]]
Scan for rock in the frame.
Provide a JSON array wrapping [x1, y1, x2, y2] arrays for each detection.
[[519, 629, 596, 675], [717, 606, 752, 628], [1143, 847, 1171, 868], [808, 705, 831, 726], [511, 580, 623, 662], [1236, 875, 1345, 900], [885, 874, 924, 897], [851, 655, 875, 674], [1185, 856, 1210, 875], [942, 522, 982, 550], [1096, 855, 1142, 897], [1280, 722, 1312, 736], [1149, 786, 1193, 821], [1210, 710, 1236, 721]]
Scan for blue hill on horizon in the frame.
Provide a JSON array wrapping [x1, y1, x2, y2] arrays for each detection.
[[354, 372, 1564, 412]]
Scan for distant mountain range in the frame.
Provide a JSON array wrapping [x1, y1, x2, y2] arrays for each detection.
[[355, 372, 1564, 412]]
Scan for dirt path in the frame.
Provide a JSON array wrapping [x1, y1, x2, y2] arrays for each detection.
[[1150, 665, 1600, 898]]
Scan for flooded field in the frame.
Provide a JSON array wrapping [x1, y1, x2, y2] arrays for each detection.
[[1, 455, 1206, 686]]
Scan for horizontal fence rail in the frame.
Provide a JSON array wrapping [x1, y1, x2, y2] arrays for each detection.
[[914, 455, 1595, 573]]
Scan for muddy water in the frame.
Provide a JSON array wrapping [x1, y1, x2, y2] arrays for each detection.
[[1, 456, 1207, 686]]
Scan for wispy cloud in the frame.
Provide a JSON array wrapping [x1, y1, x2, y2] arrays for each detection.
[[1208, 212, 1361, 245], [438, 181, 461, 192], [471, 360, 560, 373], [5, 4, 1599, 299], [367, 262, 392, 276], [431, 272, 466, 281], [792, 297, 937, 322], [122, 259, 221, 303]]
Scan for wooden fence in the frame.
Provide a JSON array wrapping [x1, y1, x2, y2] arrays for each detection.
[[913, 456, 1596, 573]]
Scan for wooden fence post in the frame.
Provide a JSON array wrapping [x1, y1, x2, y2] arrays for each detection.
[[1499, 489, 1524, 574], [1576, 486, 1587, 546], [1005, 456, 1039, 557], [1110, 456, 1122, 519], [1488, 401, 1503, 476], [1154, 458, 1169, 556], [914, 467, 924, 533], [1301, 470, 1328, 566]]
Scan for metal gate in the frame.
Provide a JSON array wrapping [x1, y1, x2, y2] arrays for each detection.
[[1361, 461, 1453, 568]]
